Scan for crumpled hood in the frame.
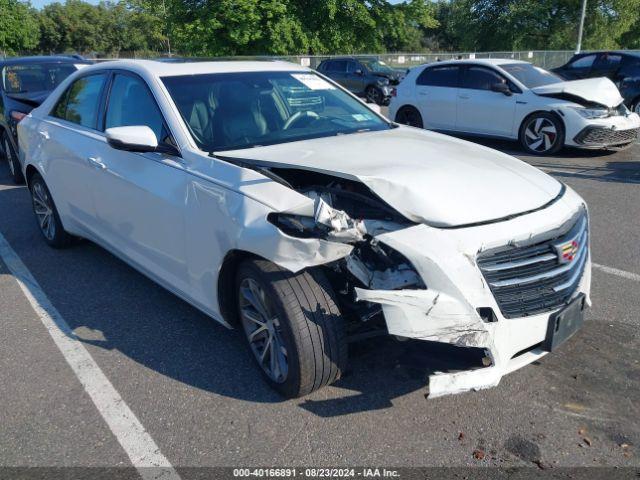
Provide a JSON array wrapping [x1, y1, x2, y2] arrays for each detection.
[[218, 127, 562, 228], [532, 77, 623, 108]]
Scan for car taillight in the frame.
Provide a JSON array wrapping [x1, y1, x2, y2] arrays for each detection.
[[391, 88, 397, 97], [10, 111, 27, 123]]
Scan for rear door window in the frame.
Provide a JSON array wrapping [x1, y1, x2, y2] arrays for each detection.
[[51, 73, 107, 129], [416, 66, 460, 87], [567, 54, 597, 70]]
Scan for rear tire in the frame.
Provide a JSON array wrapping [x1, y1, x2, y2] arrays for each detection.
[[236, 259, 347, 398], [29, 172, 75, 248], [519, 112, 565, 155], [2, 132, 25, 184], [395, 106, 424, 129]]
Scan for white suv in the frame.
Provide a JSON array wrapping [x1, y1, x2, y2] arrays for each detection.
[[390, 59, 640, 155], [18, 60, 591, 398]]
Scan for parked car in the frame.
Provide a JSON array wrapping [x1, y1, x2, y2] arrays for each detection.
[[390, 59, 640, 155], [316, 57, 404, 105], [0, 56, 91, 183], [19, 60, 591, 398], [553, 51, 640, 114]]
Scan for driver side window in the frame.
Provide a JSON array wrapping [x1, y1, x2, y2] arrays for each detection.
[[105, 73, 171, 145]]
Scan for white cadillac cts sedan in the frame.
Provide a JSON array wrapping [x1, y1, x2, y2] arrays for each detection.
[[18, 60, 591, 398], [390, 59, 640, 155]]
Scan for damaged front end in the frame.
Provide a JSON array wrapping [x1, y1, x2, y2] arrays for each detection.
[[225, 159, 591, 399]]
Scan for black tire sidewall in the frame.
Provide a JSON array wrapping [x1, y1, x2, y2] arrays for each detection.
[[396, 106, 423, 129], [366, 86, 382, 105], [235, 261, 303, 397], [2, 133, 24, 184], [519, 112, 565, 155]]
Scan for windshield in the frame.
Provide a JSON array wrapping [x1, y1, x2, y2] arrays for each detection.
[[361, 59, 394, 74], [2, 63, 78, 94], [162, 71, 390, 152], [500, 63, 563, 88]]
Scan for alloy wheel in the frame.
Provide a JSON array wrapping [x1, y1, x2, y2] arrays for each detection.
[[524, 117, 558, 153], [398, 108, 423, 128], [366, 87, 381, 105], [239, 278, 288, 383], [32, 182, 56, 241]]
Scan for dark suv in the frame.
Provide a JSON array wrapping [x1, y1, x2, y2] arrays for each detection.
[[553, 51, 640, 114], [316, 57, 405, 105], [0, 56, 90, 183]]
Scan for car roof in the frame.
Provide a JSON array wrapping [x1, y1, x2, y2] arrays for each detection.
[[320, 57, 377, 62], [76, 59, 309, 77], [423, 58, 529, 68], [0, 55, 91, 66], [569, 50, 640, 58]]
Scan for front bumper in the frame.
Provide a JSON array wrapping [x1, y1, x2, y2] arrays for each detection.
[[355, 186, 591, 398], [563, 109, 640, 148]]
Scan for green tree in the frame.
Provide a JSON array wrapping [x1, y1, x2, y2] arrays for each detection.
[[0, 0, 40, 55]]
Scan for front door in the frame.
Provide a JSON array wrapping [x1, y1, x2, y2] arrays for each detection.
[[456, 66, 517, 137], [91, 72, 191, 293]]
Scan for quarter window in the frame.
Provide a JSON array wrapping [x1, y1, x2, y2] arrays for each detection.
[[462, 67, 506, 91], [51, 74, 107, 129], [416, 66, 460, 87], [105, 74, 166, 142]]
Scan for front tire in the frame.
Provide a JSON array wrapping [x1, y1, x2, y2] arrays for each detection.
[[2, 132, 25, 184], [29, 172, 74, 248], [519, 112, 565, 155], [236, 259, 347, 398], [365, 86, 384, 105]]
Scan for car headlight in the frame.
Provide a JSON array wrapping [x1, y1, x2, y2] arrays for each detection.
[[377, 78, 390, 86], [570, 106, 609, 119]]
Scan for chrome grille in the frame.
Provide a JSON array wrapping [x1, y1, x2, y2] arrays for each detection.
[[477, 212, 588, 318]]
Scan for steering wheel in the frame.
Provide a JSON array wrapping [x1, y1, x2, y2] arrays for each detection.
[[283, 110, 320, 130]]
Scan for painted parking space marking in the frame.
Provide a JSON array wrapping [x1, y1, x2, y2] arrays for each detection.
[[593, 262, 640, 282], [0, 232, 181, 480]]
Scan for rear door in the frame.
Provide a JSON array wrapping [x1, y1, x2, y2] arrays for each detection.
[[414, 65, 461, 130], [40, 72, 109, 231], [456, 65, 517, 137], [323, 60, 349, 90]]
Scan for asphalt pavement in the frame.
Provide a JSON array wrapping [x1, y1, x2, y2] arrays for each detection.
[[0, 133, 638, 476]]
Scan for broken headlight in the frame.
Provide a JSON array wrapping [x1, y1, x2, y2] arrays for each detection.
[[570, 106, 609, 119], [267, 213, 326, 239]]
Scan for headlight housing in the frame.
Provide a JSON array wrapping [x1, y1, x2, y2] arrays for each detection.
[[570, 106, 610, 119]]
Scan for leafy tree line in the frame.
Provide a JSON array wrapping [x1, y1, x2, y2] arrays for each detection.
[[1, 0, 640, 57]]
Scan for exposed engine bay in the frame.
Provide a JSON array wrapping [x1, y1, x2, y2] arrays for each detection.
[[265, 168, 426, 331]]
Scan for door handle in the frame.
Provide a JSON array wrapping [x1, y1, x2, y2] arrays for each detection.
[[418, 91, 428, 96], [458, 95, 470, 100], [38, 130, 50, 140], [87, 157, 106, 170]]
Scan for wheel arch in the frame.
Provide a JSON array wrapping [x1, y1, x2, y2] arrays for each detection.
[[217, 249, 262, 326], [394, 104, 421, 121], [25, 164, 42, 188]]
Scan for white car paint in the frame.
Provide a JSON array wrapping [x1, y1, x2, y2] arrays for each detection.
[[389, 58, 640, 151], [18, 60, 591, 397]]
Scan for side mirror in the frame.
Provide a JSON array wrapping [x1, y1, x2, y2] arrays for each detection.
[[491, 82, 512, 96], [354, 69, 364, 76], [106, 126, 158, 153]]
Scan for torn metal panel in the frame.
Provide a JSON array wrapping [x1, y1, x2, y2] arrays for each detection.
[[531, 77, 624, 108]]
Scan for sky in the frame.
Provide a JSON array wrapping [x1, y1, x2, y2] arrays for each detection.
[[31, 0, 405, 8]]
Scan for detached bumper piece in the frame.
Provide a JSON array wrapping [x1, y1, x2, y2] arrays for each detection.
[[477, 212, 588, 319], [573, 126, 639, 147]]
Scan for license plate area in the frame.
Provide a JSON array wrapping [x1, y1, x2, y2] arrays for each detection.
[[543, 294, 586, 352]]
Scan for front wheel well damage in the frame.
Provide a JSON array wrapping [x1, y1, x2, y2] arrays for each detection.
[[25, 164, 39, 187], [217, 250, 261, 326]]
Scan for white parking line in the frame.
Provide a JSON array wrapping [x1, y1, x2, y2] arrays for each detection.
[[593, 262, 640, 282], [0, 232, 181, 480]]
